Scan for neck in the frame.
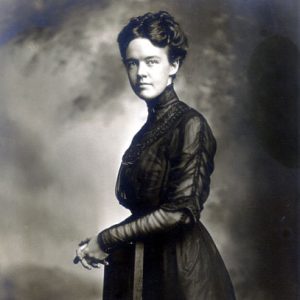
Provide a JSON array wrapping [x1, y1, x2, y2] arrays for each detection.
[[146, 84, 176, 109]]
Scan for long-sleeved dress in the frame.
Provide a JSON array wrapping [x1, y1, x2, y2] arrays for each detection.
[[101, 85, 236, 300]]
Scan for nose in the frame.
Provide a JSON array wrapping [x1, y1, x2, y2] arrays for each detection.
[[137, 62, 147, 78]]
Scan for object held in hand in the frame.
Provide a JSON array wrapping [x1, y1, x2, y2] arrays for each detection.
[[73, 243, 88, 264], [73, 255, 81, 264], [73, 255, 109, 267], [73, 243, 109, 267]]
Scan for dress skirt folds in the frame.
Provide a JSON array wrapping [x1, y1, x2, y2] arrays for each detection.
[[102, 85, 236, 300]]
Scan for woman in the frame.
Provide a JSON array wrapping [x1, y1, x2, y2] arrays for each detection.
[[75, 11, 236, 300]]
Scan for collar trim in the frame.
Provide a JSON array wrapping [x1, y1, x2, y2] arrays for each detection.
[[146, 84, 178, 112]]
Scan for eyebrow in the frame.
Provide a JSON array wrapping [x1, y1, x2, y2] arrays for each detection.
[[124, 56, 161, 61], [144, 56, 160, 60]]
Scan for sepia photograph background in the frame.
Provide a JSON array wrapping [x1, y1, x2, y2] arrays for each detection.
[[0, 0, 298, 299]]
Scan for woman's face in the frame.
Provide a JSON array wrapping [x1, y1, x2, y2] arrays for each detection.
[[124, 38, 179, 101]]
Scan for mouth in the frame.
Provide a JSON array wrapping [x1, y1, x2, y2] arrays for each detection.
[[137, 82, 151, 88]]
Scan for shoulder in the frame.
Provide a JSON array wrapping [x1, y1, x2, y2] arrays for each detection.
[[177, 101, 214, 134], [175, 101, 217, 153]]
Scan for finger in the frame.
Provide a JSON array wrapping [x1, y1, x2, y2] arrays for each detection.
[[84, 254, 109, 268], [84, 255, 99, 266], [76, 249, 84, 260], [79, 257, 92, 270], [89, 259, 109, 268], [79, 238, 90, 247], [75, 249, 91, 270], [91, 257, 109, 267], [103, 259, 110, 266], [76, 246, 88, 259], [90, 261, 101, 269]]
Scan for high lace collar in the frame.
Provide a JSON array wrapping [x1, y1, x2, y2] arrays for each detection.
[[146, 84, 179, 115]]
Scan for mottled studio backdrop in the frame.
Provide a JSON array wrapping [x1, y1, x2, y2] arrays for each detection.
[[0, 0, 298, 299]]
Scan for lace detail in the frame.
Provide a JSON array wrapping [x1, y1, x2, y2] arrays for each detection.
[[122, 101, 190, 164]]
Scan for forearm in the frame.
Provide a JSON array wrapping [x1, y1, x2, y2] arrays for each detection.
[[98, 208, 191, 252]]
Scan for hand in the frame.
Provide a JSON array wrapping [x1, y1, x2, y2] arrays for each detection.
[[74, 236, 109, 270]]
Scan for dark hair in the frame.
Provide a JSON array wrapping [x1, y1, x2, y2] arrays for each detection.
[[117, 11, 188, 67]]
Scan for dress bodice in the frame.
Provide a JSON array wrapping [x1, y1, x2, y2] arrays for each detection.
[[104, 85, 236, 300], [115, 85, 216, 219]]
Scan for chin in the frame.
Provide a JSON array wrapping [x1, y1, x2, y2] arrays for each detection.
[[135, 87, 166, 101], [139, 95, 157, 101], [135, 91, 158, 101]]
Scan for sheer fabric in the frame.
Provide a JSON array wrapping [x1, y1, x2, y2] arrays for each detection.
[[102, 85, 236, 300]]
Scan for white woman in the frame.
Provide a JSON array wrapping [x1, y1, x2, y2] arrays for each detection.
[[75, 11, 236, 300]]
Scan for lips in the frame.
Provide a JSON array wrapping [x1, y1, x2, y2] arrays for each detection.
[[138, 83, 151, 86]]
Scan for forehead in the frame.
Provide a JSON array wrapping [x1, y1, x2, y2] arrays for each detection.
[[125, 38, 169, 59]]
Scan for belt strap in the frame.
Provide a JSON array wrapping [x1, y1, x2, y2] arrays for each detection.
[[133, 242, 144, 300]]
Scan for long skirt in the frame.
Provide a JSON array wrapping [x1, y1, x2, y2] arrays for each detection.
[[103, 221, 236, 300]]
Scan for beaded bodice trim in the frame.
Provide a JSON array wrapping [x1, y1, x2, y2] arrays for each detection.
[[122, 101, 190, 165]]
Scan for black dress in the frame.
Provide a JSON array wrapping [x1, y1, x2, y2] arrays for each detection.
[[103, 85, 236, 300]]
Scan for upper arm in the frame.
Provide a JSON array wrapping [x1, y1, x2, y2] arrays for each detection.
[[161, 113, 216, 222]]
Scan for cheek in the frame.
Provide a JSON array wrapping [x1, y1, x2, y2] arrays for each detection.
[[154, 67, 171, 84], [127, 69, 137, 83]]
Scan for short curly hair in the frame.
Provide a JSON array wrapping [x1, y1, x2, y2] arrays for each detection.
[[117, 11, 188, 67]]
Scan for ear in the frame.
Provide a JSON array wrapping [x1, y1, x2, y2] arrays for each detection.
[[169, 59, 180, 76]]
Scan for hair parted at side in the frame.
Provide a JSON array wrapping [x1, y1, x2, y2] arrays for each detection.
[[117, 11, 188, 67]]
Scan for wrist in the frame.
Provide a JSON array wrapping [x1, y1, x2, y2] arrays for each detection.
[[97, 231, 112, 254]]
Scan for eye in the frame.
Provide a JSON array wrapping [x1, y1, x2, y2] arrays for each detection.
[[146, 58, 159, 66], [125, 60, 138, 69]]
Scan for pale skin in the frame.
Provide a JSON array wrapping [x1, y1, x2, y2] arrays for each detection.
[[75, 38, 180, 269]]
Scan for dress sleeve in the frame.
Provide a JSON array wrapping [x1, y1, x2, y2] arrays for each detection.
[[98, 208, 191, 253], [160, 114, 216, 222], [97, 114, 216, 252]]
